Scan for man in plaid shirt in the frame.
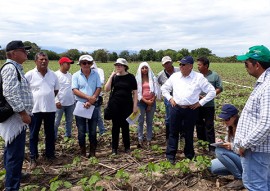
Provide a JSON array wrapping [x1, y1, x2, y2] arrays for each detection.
[[235, 45, 270, 190]]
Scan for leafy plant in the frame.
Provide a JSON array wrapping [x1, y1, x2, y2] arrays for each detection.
[[175, 158, 191, 174], [193, 155, 211, 171], [151, 144, 163, 154], [131, 149, 142, 160], [196, 140, 209, 150], [115, 169, 130, 186], [88, 156, 99, 165]]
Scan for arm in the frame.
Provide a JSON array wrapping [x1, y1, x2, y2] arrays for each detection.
[[132, 89, 138, 113], [104, 71, 116, 92], [73, 87, 101, 104]]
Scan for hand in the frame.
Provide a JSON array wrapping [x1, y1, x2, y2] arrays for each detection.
[[238, 147, 245, 157], [189, 102, 201, 110], [83, 102, 92, 109], [133, 106, 138, 114], [221, 142, 231, 150], [87, 96, 96, 105], [110, 71, 116, 78], [56, 102, 62, 109], [215, 138, 223, 143], [169, 98, 176, 107], [19, 111, 31, 124]]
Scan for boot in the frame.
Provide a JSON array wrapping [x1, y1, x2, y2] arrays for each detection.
[[80, 146, 86, 157], [88, 144, 96, 158]]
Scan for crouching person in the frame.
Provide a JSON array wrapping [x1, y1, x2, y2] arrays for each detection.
[[72, 55, 101, 158]]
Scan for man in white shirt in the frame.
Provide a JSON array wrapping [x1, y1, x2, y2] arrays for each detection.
[[161, 56, 216, 163], [25, 52, 59, 169], [54, 57, 75, 139]]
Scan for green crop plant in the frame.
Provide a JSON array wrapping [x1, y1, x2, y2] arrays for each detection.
[[88, 156, 99, 165], [193, 155, 211, 171], [151, 144, 163, 154], [115, 169, 130, 187], [131, 149, 142, 160], [175, 158, 191, 175], [196, 140, 209, 150], [84, 172, 103, 191], [20, 185, 40, 191], [159, 160, 173, 174]]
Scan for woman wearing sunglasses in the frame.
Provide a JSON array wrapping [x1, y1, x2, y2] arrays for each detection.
[[210, 104, 243, 190]]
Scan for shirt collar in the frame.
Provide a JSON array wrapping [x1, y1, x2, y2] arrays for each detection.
[[6, 59, 23, 70]]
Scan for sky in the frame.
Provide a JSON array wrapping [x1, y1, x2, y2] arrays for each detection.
[[1, 0, 270, 57]]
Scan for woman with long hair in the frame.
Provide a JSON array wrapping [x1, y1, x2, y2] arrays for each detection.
[[210, 104, 243, 190]]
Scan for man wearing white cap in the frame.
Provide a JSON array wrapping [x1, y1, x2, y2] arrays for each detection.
[[72, 55, 101, 157], [157, 56, 180, 140]]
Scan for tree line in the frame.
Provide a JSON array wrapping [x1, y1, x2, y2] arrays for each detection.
[[0, 41, 238, 63]]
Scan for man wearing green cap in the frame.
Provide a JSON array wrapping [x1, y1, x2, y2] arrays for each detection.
[[234, 45, 270, 190]]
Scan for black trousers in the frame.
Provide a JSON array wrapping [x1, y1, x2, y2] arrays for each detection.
[[196, 107, 215, 148], [112, 117, 130, 150]]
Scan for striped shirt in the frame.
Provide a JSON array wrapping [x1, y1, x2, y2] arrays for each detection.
[[1, 59, 33, 113], [234, 68, 270, 153]]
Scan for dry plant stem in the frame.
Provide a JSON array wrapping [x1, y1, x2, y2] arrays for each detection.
[[164, 174, 193, 191], [161, 176, 173, 188], [147, 184, 152, 191]]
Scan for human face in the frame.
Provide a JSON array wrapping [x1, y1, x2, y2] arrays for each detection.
[[35, 54, 49, 72], [141, 66, 148, 75], [13, 49, 28, 63], [244, 60, 258, 78], [60, 62, 71, 73], [223, 116, 234, 126], [179, 63, 193, 77], [162, 61, 173, 71], [197, 61, 208, 73], [79, 60, 93, 70], [114, 63, 125, 73]]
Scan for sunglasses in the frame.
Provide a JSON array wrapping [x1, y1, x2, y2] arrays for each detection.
[[179, 63, 186, 67], [114, 64, 124, 67], [80, 61, 93, 65]]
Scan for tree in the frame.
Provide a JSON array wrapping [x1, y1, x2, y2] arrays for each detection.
[[108, 52, 118, 61], [23, 41, 41, 60], [93, 49, 109, 63], [42, 50, 60, 60], [156, 50, 164, 62], [178, 48, 189, 57], [119, 50, 130, 61], [62, 49, 81, 61], [163, 49, 177, 61], [191, 47, 212, 58]]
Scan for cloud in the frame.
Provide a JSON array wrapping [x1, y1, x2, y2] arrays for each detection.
[[0, 0, 270, 56]]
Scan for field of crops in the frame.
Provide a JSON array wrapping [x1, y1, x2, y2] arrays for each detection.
[[0, 60, 253, 190]]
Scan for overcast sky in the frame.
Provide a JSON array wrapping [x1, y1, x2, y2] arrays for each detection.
[[1, 0, 270, 57]]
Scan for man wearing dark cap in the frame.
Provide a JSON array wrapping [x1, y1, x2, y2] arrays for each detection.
[[161, 56, 216, 163], [54, 57, 75, 140], [234, 45, 270, 190], [0, 40, 33, 190]]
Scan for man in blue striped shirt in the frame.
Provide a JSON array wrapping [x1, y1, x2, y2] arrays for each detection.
[[235, 45, 270, 190]]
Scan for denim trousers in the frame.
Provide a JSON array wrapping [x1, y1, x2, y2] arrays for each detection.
[[29, 112, 56, 159], [196, 107, 215, 145], [164, 98, 171, 139], [75, 107, 98, 147], [241, 149, 270, 191], [97, 106, 106, 135], [54, 104, 75, 139], [4, 129, 26, 191], [166, 106, 198, 160], [137, 100, 156, 141], [210, 147, 242, 179]]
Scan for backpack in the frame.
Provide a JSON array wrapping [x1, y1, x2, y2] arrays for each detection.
[[0, 63, 21, 123]]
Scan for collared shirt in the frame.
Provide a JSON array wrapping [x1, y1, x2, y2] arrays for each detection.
[[161, 70, 216, 106], [201, 70, 223, 107], [157, 67, 180, 86], [71, 69, 101, 102], [234, 68, 270, 153], [55, 70, 75, 106], [1, 59, 33, 113], [25, 67, 59, 113]]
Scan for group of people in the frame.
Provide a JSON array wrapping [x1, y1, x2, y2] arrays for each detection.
[[1, 40, 270, 191]]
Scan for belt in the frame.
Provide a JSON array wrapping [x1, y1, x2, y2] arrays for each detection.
[[175, 105, 191, 109]]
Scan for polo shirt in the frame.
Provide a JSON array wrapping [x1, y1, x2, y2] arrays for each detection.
[[25, 68, 59, 113], [72, 69, 101, 102]]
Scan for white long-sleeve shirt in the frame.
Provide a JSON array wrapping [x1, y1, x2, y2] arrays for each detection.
[[161, 70, 216, 106]]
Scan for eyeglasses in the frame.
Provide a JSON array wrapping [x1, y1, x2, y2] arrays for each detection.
[[114, 64, 124, 67], [179, 63, 186, 67], [80, 61, 93, 65]]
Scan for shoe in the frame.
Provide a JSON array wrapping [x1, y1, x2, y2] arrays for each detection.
[[21, 172, 30, 182], [46, 156, 62, 165], [125, 148, 131, 153], [112, 149, 117, 155], [167, 158, 175, 165], [80, 146, 86, 157], [224, 179, 244, 189], [30, 159, 37, 170]]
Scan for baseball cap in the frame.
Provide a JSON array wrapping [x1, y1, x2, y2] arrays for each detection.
[[6, 40, 32, 52], [77, 55, 94, 65], [161, 56, 172, 65], [115, 58, 129, 69], [179, 56, 194, 64], [237, 45, 270, 62], [218, 104, 238, 120], [59, 57, 74, 65]]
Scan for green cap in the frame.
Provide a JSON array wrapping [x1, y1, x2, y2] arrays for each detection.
[[237, 45, 270, 62]]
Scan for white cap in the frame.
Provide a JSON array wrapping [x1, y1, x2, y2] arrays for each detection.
[[161, 56, 172, 65], [115, 58, 129, 69], [77, 55, 94, 65]]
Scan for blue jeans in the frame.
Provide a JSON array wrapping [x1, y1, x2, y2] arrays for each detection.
[[54, 104, 75, 139], [241, 149, 270, 191], [4, 129, 26, 191], [97, 106, 106, 135], [164, 98, 171, 139], [75, 107, 98, 147], [210, 147, 242, 179], [166, 106, 198, 160], [137, 101, 156, 141], [29, 112, 56, 159]]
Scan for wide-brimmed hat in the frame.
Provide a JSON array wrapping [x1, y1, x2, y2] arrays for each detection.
[[115, 58, 129, 69]]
